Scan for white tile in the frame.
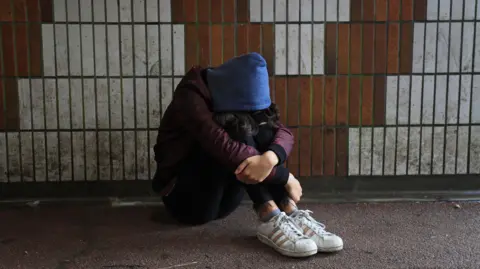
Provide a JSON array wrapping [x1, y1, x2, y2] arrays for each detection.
[[300, 0, 313, 21], [348, 126, 477, 176], [94, 79, 110, 129], [105, 0, 119, 22], [407, 127, 421, 175], [18, 79, 57, 130], [470, 126, 480, 173], [275, 24, 324, 75], [148, 79, 161, 126], [275, 24, 287, 74], [97, 131, 111, 180], [348, 128, 359, 175], [135, 131, 151, 180], [386, 75, 478, 126], [288, 0, 301, 21], [54, 0, 171, 22], [56, 79, 71, 129], [122, 79, 135, 128], [42, 24, 185, 76], [159, 0, 172, 22], [275, 0, 288, 22], [160, 78, 181, 115], [84, 131, 98, 180], [135, 79, 148, 128], [149, 130, 157, 176], [471, 75, 480, 123], [253, 0, 350, 22], [427, 0, 479, 20], [412, 22, 478, 73]]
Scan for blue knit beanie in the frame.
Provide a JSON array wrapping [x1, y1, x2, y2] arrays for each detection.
[[206, 52, 271, 112]]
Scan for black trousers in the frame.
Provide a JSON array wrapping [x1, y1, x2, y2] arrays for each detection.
[[162, 137, 289, 225]]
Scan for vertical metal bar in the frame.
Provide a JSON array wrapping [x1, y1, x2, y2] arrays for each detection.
[[158, 0, 164, 121], [117, 0, 125, 180], [333, 0, 339, 176], [454, 1, 466, 174], [221, 0, 225, 65], [369, 0, 376, 176], [285, 0, 289, 172], [417, 0, 428, 175], [442, 0, 454, 175], [358, 0, 364, 175], [130, 0, 138, 180], [466, 0, 479, 174], [37, 0, 48, 182], [54, 1, 63, 182], [23, 0, 34, 182], [145, 0, 151, 180], [233, 0, 237, 56], [8, 0, 25, 183], [321, 0, 327, 175], [405, 0, 414, 175], [297, 0, 302, 176], [78, 0, 87, 181], [393, 0, 404, 175], [64, 0, 74, 181], [91, 0, 100, 181], [381, 0, 390, 176], [309, 0, 315, 176], [106, 1, 113, 180], [429, 0, 440, 175], [0, 7, 10, 183]]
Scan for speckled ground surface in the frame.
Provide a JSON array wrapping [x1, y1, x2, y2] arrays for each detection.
[[1, 202, 479, 269]]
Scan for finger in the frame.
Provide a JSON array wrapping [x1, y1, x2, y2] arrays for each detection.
[[235, 161, 249, 174]]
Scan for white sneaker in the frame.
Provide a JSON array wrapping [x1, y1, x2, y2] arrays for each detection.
[[256, 212, 318, 258], [290, 210, 344, 252]]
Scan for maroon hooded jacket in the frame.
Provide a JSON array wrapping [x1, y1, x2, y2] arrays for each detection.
[[152, 67, 294, 194]]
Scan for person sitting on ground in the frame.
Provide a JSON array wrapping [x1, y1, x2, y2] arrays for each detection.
[[152, 52, 343, 258]]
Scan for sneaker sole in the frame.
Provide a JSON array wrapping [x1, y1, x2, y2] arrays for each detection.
[[318, 245, 343, 253], [256, 233, 318, 258]]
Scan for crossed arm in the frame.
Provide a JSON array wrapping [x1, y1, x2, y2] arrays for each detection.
[[175, 87, 294, 184]]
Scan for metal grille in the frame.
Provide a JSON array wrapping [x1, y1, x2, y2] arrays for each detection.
[[0, 0, 479, 198]]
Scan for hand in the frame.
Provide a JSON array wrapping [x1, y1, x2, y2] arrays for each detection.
[[285, 173, 302, 203], [235, 151, 278, 184]]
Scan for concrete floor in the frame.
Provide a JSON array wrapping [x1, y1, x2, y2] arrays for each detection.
[[1, 202, 479, 269]]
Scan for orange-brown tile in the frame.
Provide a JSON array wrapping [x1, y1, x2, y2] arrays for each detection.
[[1, 22, 42, 76], [311, 127, 323, 176], [312, 77, 324, 126], [286, 77, 300, 126], [171, 0, 185, 23], [197, 0, 210, 22], [274, 77, 287, 124], [210, 25, 223, 66], [0, 78, 19, 131], [287, 128, 300, 176], [351, 0, 420, 22], [185, 24, 198, 70], [299, 78, 311, 126], [223, 25, 235, 61], [335, 128, 348, 176], [261, 24, 274, 76], [248, 24, 261, 53], [299, 128, 312, 177], [198, 25, 210, 66], [0, 0, 52, 22], [326, 22, 412, 75], [236, 0, 249, 22], [210, 0, 223, 22], [236, 24, 249, 56]]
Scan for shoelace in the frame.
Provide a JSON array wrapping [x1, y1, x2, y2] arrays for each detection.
[[292, 210, 331, 235], [273, 212, 307, 241]]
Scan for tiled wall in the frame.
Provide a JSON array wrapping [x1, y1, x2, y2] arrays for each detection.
[[0, 0, 480, 182]]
